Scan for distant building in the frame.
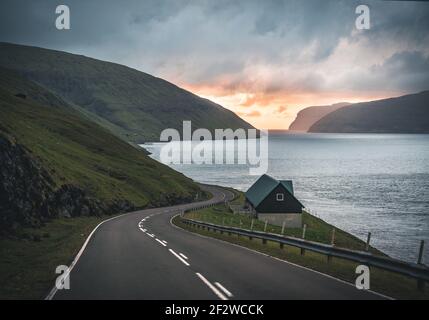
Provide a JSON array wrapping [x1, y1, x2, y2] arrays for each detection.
[[245, 174, 304, 228]]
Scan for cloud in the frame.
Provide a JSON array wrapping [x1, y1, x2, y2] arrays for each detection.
[[0, 0, 428, 128], [276, 106, 288, 114], [236, 110, 261, 117]]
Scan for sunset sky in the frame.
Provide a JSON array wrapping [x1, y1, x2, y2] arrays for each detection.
[[1, 0, 428, 129]]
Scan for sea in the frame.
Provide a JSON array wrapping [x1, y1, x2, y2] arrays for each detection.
[[142, 132, 429, 263]]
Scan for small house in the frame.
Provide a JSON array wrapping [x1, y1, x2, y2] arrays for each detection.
[[245, 174, 304, 228]]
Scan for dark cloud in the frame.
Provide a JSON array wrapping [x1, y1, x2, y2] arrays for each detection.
[[372, 51, 429, 92], [0, 0, 428, 97]]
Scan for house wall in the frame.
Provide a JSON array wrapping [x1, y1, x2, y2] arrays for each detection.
[[256, 184, 302, 213], [258, 213, 302, 228]]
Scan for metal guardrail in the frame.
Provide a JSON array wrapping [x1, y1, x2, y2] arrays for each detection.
[[179, 215, 429, 285]]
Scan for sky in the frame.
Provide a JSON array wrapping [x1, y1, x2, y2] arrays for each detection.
[[1, 0, 428, 129]]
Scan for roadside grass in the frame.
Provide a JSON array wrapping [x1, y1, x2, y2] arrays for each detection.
[[0, 216, 111, 300], [184, 204, 382, 254], [174, 204, 428, 300]]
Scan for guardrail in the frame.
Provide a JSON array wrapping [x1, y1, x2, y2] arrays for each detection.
[[178, 213, 429, 289]]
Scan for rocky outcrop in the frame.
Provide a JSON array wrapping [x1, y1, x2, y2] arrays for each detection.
[[0, 136, 54, 229]]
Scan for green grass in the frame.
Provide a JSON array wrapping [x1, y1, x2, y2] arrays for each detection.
[[0, 215, 112, 299], [0, 69, 201, 211], [174, 199, 428, 300], [184, 204, 382, 254]]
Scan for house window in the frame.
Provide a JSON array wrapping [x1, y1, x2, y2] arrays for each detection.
[[276, 193, 284, 201]]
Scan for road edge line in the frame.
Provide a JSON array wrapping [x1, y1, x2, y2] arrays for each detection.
[[44, 211, 139, 300]]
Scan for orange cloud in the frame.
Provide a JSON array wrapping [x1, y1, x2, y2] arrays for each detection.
[[236, 110, 261, 117], [180, 82, 401, 130], [276, 105, 287, 114]]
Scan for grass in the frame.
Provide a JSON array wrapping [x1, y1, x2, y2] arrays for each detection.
[[0, 215, 113, 300], [184, 204, 382, 254], [0, 69, 202, 211], [174, 197, 428, 300]]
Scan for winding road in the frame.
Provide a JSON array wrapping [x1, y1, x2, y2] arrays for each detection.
[[51, 185, 384, 300]]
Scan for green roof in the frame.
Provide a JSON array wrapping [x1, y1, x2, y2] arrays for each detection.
[[280, 180, 294, 195], [245, 174, 298, 208]]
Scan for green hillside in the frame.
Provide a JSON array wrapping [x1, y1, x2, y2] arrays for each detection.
[[0, 69, 202, 231], [0, 42, 254, 143]]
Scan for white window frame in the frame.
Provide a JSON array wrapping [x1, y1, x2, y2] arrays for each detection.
[[276, 193, 284, 201]]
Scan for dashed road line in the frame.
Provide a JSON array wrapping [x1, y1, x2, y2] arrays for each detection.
[[214, 282, 234, 298], [169, 249, 190, 266], [196, 273, 228, 300], [155, 238, 167, 247], [179, 253, 188, 260]]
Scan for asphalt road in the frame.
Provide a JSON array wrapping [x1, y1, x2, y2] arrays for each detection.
[[52, 185, 384, 300]]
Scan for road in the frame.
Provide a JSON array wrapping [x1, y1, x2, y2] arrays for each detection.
[[52, 185, 384, 300]]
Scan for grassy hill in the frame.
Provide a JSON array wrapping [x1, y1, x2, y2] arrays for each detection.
[[309, 91, 429, 133], [0, 68, 203, 231], [0, 42, 254, 143]]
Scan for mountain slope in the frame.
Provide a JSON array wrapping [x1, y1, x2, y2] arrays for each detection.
[[309, 91, 429, 133], [0, 69, 202, 231], [0, 42, 254, 143], [289, 103, 350, 131]]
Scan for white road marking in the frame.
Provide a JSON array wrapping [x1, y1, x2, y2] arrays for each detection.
[[161, 240, 168, 245], [214, 282, 233, 298], [147, 233, 155, 238], [169, 249, 190, 266], [179, 253, 188, 260], [155, 238, 167, 247], [45, 210, 134, 300], [195, 273, 228, 300]]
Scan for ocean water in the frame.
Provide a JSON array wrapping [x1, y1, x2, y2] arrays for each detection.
[[142, 132, 429, 263]]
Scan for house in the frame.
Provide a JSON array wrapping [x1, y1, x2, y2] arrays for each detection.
[[245, 174, 304, 228]]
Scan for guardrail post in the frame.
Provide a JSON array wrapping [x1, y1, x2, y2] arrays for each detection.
[[281, 220, 286, 235], [300, 248, 305, 256], [264, 220, 268, 233], [262, 238, 267, 245], [279, 242, 284, 249], [222, 218, 225, 226], [365, 232, 372, 251], [331, 228, 336, 246], [417, 240, 425, 265], [302, 224, 307, 239], [416, 240, 426, 291], [417, 240, 425, 291], [250, 219, 254, 231]]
